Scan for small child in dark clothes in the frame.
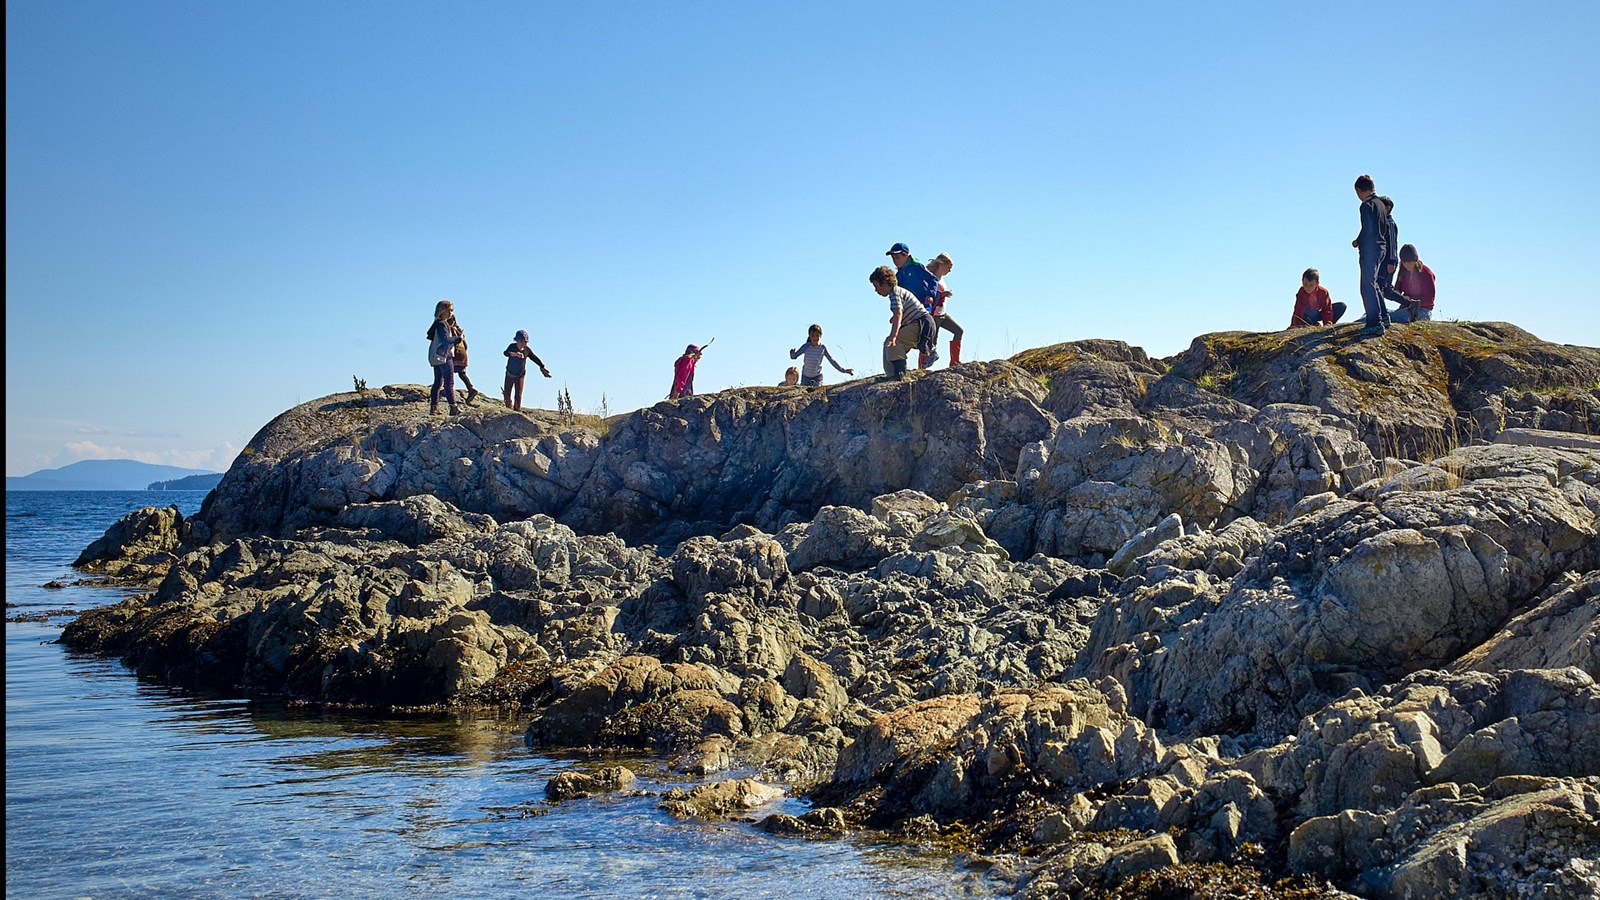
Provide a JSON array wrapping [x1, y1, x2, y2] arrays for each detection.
[[502, 329, 551, 411]]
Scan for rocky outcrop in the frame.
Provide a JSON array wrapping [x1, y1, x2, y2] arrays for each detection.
[[1074, 442, 1600, 738], [1169, 321, 1600, 460], [64, 323, 1600, 898], [72, 504, 186, 584], [184, 323, 1600, 562]]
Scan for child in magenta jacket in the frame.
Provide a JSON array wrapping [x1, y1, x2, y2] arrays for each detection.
[[669, 344, 703, 399]]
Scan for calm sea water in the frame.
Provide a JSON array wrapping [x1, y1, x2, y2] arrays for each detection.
[[5, 491, 1001, 899]]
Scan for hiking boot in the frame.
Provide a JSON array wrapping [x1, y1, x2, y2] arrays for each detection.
[[1361, 324, 1387, 338], [466, 388, 478, 405], [949, 340, 962, 366]]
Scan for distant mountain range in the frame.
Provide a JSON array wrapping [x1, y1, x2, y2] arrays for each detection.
[[6, 459, 222, 492]]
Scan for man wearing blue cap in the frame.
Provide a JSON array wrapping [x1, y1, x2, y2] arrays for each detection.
[[502, 329, 551, 411], [885, 243, 939, 366]]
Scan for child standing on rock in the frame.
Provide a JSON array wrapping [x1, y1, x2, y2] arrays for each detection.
[[669, 344, 703, 399], [1352, 174, 1391, 337], [449, 316, 479, 405], [789, 324, 854, 386], [502, 329, 551, 411], [425, 300, 461, 416], [926, 252, 964, 365]]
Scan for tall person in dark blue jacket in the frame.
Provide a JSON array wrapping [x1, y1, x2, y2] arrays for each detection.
[[1351, 174, 1390, 337], [885, 242, 940, 366]]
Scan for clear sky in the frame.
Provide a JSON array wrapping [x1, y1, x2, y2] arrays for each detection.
[[7, 1, 1598, 476]]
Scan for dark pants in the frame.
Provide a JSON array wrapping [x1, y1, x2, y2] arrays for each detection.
[[1307, 302, 1348, 325], [801, 373, 822, 386], [1359, 253, 1388, 327], [431, 363, 457, 410]]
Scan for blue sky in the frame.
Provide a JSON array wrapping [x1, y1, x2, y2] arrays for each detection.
[[7, 1, 1598, 476]]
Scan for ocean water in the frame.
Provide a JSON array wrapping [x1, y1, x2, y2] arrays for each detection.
[[5, 491, 1001, 899]]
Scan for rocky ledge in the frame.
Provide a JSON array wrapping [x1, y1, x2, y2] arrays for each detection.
[[64, 322, 1600, 898]]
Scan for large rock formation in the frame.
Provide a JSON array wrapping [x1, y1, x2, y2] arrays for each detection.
[[64, 322, 1600, 897]]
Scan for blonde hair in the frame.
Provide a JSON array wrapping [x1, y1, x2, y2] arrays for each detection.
[[434, 299, 455, 320]]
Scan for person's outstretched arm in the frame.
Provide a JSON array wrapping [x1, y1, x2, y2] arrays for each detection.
[[824, 347, 851, 374]]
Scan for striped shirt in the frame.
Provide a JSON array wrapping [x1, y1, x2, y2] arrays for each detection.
[[889, 286, 931, 323], [790, 342, 850, 378]]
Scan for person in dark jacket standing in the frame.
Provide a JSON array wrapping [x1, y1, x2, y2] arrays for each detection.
[[1351, 174, 1390, 337]]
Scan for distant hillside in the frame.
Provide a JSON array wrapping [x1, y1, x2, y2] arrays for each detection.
[[147, 473, 224, 492], [7, 459, 219, 492]]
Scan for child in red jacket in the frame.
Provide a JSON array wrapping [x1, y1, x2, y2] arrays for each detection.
[[1288, 268, 1347, 328], [1390, 244, 1437, 323]]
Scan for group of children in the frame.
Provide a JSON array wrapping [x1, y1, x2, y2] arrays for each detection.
[[1289, 174, 1438, 335], [425, 299, 551, 416], [433, 188, 1438, 417], [672, 241, 967, 397]]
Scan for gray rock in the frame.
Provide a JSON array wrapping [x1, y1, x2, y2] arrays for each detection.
[[1453, 572, 1599, 678], [1106, 513, 1183, 577]]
